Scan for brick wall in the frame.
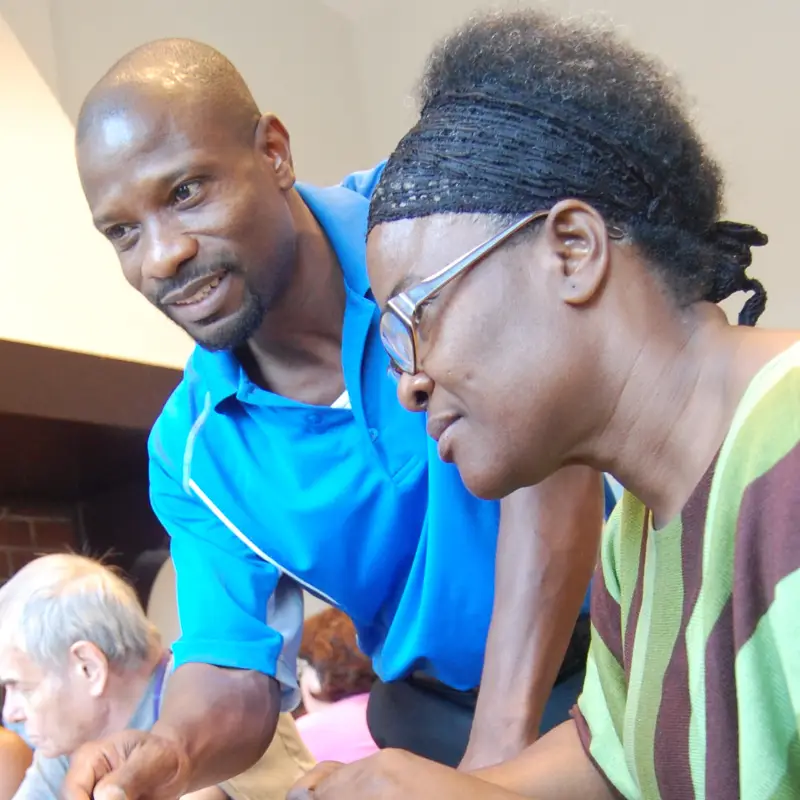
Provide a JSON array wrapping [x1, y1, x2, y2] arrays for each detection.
[[0, 502, 80, 582]]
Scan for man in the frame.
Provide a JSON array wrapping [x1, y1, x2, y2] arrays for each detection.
[[67, 38, 612, 799], [0, 554, 312, 800]]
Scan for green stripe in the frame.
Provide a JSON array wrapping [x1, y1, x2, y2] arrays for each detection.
[[622, 521, 684, 799], [600, 510, 623, 605], [737, 570, 800, 798], [616, 493, 647, 651], [579, 629, 639, 799], [766, 732, 800, 800], [686, 362, 800, 796]]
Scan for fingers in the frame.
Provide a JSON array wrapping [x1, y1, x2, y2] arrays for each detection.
[[287, 762, 344, 800], [93, 739, 185, 800], [62, 745, 113, 800], [63, 732, 186, 800]]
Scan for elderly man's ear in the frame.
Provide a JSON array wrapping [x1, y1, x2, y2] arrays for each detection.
[[69, 641, 109, 697]]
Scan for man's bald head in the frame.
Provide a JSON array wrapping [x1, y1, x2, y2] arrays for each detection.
[[77, 38, 261, 145]]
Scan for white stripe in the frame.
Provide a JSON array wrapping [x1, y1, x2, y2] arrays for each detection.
[[188, 478, 337, 606], [182, 392, 213, 494]]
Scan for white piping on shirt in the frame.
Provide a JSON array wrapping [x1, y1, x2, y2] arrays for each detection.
[[182, 392, 213, 494], [187, 479, 337, 606]]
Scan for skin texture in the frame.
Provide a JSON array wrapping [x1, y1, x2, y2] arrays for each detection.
[[283, 201, 797, 799], [0, 727, 32, 800]]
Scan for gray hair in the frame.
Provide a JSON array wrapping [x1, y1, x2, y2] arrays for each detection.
[[0, 554, 161, 672]]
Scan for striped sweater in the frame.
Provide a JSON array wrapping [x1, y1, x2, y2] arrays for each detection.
[[574, 342, 800, 799]]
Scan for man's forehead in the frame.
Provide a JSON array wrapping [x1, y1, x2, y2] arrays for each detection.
[[0, 649, 41, 681]]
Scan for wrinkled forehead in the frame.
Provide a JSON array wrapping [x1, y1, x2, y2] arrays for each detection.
[[366, 213, 501, 306]]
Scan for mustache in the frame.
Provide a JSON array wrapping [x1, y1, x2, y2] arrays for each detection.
[[152, 262, 238, 306]]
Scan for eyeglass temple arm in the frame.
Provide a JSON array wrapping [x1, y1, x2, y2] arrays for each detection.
[[407, 211, 546, 306]]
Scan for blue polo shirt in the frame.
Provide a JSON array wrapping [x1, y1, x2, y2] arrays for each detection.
[[149, 167, 615, 708]]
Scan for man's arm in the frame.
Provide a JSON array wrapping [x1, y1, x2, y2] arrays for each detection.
[[461, 466, 604, 769], [151, 664, 280, 788], [288, 722, 613, 800]]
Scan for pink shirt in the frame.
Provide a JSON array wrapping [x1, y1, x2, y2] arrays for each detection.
[[295, 693, 379, 764]]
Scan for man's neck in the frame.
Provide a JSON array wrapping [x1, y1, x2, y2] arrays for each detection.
[[99, 651, 166, 740], [243, 188, 348, 405]]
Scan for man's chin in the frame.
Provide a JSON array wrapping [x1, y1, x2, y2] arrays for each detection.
[[185, 311, 264, 353]]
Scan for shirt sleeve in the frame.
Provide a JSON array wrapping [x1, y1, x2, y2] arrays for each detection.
[[338, 161, 387, 198], [12, 753, 66, 800], [150, 455, 303, 711], [572, 516, 638, 800]]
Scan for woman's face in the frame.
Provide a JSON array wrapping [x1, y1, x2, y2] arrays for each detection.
[[367, 207, 609, 499]]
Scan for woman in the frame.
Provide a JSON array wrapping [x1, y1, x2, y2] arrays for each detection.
[[296, 609, 378, 764], [290, 9, 799, 800]]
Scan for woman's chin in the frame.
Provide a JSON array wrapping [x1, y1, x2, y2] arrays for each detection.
[[457, 455, 521, 501]]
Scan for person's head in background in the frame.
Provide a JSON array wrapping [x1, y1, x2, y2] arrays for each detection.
[[0, 554, 164, 758], [367, 10, 768, 508], [298, 609, 375, 715]]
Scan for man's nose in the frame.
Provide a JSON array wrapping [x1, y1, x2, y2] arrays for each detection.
[[141, 224, 198, 282]]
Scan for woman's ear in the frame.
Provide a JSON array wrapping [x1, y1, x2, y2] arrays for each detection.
[[543, 199, 613, 306]]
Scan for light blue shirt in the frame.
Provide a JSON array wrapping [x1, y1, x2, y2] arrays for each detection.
[[149, 166, 615, 707]]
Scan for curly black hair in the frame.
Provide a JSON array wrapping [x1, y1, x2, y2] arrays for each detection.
[[368, 10, 767, 324]]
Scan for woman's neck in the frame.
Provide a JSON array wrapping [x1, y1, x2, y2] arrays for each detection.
[[587, 306, 747, 527]]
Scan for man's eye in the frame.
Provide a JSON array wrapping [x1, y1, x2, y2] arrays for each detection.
[[106, 224, 131, 242], [173, 180, 202, 204]]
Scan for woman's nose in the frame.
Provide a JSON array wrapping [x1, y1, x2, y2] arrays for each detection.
[[396, 370, 434, 412]]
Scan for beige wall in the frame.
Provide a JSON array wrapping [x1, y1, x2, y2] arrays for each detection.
[[0, 12, 192, 368], [49, 0, 370, 185]]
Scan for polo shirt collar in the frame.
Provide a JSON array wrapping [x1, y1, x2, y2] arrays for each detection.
[[195, 181, 372, 408]]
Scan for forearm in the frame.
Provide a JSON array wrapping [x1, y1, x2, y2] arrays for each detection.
[[474, 721, 615, 800], [463, 467, 603, 768], [153, 663, 280, 790]]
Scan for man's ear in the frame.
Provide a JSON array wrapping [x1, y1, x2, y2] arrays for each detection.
[[542, 199, 613, 306], [69, 641, 109, 698], [254, 113, 296, 190]]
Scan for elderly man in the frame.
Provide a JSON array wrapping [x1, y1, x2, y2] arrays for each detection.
[[0, 554, 312, 799]]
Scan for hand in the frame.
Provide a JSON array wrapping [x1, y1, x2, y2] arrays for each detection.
[[286, 750, 515, 800], [63, 729, 191, 800], [286, 761, 345, 798]]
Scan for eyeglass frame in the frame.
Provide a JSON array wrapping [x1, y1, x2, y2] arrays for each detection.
[[380, 210, 625, 376]]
